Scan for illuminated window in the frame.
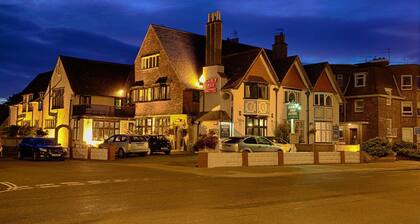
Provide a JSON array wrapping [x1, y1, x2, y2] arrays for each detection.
[[71, 119, 80, 141], [315, 121, 332, 143], [354, 99, 364, 112], [354, 72, 367, 87], [136, 118, 152, 135], [154, 117, 170, 135], [93, 120, 120, 141], [402, 101, 413, 116], [401, 75, 412, 90], [45, 119, 56, 129], [245, 116, 267, 136], [80, 95, 91, 106], [141, 54, 160, 69]]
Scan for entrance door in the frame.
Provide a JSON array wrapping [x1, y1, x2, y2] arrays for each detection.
[[350, 128, 358, 144]]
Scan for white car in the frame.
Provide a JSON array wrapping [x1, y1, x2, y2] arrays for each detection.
[[99, 134, 150, 158], [221, 136, 284, 153]]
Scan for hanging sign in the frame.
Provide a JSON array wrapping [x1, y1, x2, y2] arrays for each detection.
[[287, 103, 301, 120]]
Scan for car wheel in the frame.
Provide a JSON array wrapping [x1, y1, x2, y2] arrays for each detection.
[[164, 151, 171, 155], [118, 149, 125, 159], [33, 152, 39, 161], [17, 150, 23, 160]]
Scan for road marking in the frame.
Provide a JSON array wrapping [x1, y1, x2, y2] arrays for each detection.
[[60, 182, 85, 186], [0, 179, 133, 194]]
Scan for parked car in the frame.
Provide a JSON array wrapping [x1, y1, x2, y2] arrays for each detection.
[[221, 136, 284, 153], [99, 134, 150, 158], [17, 137, 66, 161], [144, 135, 171, 155], [265, 136, 296, 152]]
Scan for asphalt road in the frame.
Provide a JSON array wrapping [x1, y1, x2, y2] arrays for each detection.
[[1, 154, 420, 224]]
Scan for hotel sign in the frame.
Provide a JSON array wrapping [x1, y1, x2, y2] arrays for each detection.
[[204, 78, 218, 93], [287, 103, 301, 120]]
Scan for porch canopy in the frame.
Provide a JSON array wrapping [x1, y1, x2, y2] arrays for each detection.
[[196, 110, 231, 122]]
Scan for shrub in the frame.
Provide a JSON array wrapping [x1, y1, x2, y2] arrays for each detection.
[[193, 134, 219, 151], [361, 137, 392, 157], [392, 141, 420, 159], [274, 123, 290, 143]]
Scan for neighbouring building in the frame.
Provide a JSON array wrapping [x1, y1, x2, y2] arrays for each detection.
[[9, 56, 134, 148], [8, 71, 53, 128], [389, 64, 420, 144], [332, 59, 405, 144], [304, 63, 345, 144]]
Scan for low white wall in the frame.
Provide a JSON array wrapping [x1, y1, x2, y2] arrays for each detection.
[[72, 147, 89, 160], [344, 151, 360, 163], [336, 144, 360, 152], [248, 152, 278, 166], [284, 152, 314, 165], [90, 148, 108, 160], [319, 152, 341, 164], [207, 153, 242, 168]]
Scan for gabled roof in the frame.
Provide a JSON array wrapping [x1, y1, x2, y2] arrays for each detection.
[[303, 62, 329, 86], [21, 71, 53, 96], [59, 56, 133, 97], [148, 25, 262, 88], [222, 49, 262, 89], [270, 55, 299, 82]]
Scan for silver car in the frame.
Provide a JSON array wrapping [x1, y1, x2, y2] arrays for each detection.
[[221, 136, 284, 153], [99, 134, 150, 158]]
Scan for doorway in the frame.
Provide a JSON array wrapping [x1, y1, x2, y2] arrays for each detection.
[[350, 128, 358, 144]]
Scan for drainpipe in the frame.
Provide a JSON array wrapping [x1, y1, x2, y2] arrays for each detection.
[[305, 90, 310, 144], [274, 88, 279, 128]]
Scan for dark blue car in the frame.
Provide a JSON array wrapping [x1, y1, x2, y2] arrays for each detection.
[[17, 137, 66, 161]]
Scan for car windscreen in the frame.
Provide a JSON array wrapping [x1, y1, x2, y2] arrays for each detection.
[[34, 138, 54, 145], [224, 137, 243, 144], [130, 136, 145, 142]]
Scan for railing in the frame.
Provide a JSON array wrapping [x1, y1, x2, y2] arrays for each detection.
[[72, 104, 134, 117], [386, 128, 398, 137]]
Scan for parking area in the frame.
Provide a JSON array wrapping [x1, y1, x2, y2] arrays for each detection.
[[1, 154, 420, 224]]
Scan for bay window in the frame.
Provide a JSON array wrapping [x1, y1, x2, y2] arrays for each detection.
[[244, 83, 268, 100], [245, 116, 267, 136]]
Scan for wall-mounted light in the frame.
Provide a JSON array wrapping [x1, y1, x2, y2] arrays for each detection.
[[199, 74, 205, 86], [117, 89, 125, 97]]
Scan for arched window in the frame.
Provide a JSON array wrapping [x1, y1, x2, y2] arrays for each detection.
[[288, 92, 296, 103], [326, 95, 332, 106]]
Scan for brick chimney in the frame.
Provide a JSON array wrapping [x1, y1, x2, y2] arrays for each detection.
[[272, 32, 288, 60], [205, 11, 222, 66]]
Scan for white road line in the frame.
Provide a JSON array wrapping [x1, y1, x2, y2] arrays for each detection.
[[60, 182, 85, 186], [36, 184, 61, 188], [14, 186, 34, 191], [113, 179, 129, 183], [87, 180, 111, 184]]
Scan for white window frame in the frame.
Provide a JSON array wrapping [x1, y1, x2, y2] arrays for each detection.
[[354, 99, 364, 112], [141, 53, 160, 70], [401, 75, 412, 90], [315, 121, 332, 143], [354, 72, 367, 87], [385, 88, 392, 106], [402, 101, 413, 116], [314, 93, 333, 107]]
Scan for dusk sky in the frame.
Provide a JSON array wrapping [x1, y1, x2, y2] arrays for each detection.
[[0, 0, 419, 100]]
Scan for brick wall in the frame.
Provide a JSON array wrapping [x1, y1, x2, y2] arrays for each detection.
[[134, 28, 185, 116]]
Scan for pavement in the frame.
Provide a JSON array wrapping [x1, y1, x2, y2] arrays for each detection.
[[1, 154, 420, 224]]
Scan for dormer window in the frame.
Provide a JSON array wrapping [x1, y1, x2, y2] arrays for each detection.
[[401, 75, 412, 90], [141, 54, 160, 69], [354, 72, 366, 87]]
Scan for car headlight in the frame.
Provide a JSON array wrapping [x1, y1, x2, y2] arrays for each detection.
[[39, 148, 48, 152]]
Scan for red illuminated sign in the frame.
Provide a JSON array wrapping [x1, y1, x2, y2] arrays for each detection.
[[204, 78, 218, 93]]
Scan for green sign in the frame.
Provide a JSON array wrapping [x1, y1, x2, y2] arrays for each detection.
[[287, 103, 301, 120]]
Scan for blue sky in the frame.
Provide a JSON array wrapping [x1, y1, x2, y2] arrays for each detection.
[[0, 0, 419, 99]]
